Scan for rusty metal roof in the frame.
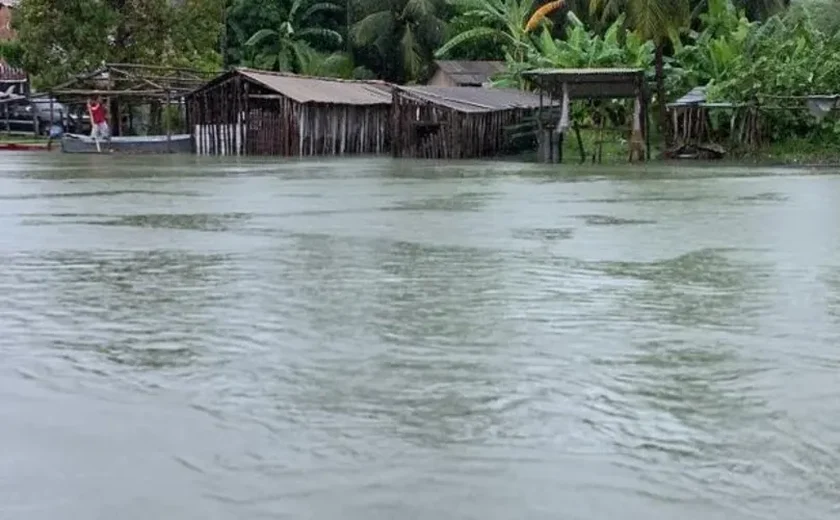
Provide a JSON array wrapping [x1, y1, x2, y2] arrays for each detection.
[[397, 85, 547, 113], [236, 68, 393, 105], [433, 60, 506, 86]]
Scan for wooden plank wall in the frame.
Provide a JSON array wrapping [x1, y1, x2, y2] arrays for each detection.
[[188, 76, 390, 157], [391, 89, 531, 159]]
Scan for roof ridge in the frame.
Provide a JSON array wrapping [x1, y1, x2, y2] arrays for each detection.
[[234, 67, 393, 88]]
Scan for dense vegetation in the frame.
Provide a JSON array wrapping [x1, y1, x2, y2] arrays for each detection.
[[3, 0, 840, 150]]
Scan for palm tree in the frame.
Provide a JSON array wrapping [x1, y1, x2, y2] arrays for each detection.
[[589, 0, 689, 137], [245, 0, 344, 73], [351, 0, 447, 83]]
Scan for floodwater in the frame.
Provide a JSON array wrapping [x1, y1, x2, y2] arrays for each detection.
[[1, 153, 840, 520]]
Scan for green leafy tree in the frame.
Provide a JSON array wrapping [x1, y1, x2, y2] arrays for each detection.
[[351, 0, 447, 83], [14, 0, 222, 87]]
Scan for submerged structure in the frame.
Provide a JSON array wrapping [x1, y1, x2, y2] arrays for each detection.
[[391, 85, 546, 159], [48, 63, 214, 153], [522, 68, 649, 163], [186, 68, 393, 156]]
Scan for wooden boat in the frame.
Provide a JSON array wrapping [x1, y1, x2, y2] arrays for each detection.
[[60, 133, 192, 154]]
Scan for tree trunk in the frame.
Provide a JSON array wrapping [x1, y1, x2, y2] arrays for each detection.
[[655, 42, 668, 145]]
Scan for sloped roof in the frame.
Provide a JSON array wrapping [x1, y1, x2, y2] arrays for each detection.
[[396, 85, 546, 113], [669, 86, 707, 106], [233, 68, 392, 105], [433, 60, 506, 86]]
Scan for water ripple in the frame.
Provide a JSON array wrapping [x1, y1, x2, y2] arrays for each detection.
[[2, 157, 840, 520]]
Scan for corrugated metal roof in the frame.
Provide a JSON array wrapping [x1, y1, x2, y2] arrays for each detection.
[[523, 67, 644, 76], [397, 86, 547, 113], [666, 86, 736, 108], [434, 60, 506, 86], [237, 68, 392, 105], [670, 86, 707, 106]]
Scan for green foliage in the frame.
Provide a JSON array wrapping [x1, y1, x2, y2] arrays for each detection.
[[666, 0, 755, 98], [493, 14, 653, 88], [711, 5, 840, 141], [530, 14, 654, 69], [351, 0, 447, 83], [0, 40, 24, 68], [14, 0, 222, 87], [436, 0, 538, 62], [242, 0, 344, 73]]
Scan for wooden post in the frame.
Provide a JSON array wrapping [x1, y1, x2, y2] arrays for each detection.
[[574, 122, 585, 163], [557, 131, 564, 164], [49, 95, 54, 133], [166, 90, 172, 153], [538, 85, 543, 162], [645, 88, 652, 161], [234, 76, 241, 156], [32, 97, 39, 137], [243, 81, 250, 155]]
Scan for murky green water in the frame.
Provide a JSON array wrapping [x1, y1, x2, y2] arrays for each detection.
[[2, 153, 840, 519]]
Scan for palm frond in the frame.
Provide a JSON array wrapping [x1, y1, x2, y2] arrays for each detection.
[[435, 27, 502, 57], [301, 2, 344, 21], [245, 28, 279, 47], [628, 0, 669, 40], [298, 27, 344, 47], [400, 25, 424, 81], [403, 0, 438, 19], [351, 11, 394, 46]]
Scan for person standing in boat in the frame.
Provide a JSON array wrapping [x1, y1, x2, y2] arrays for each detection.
[[87, 95, 110, 152]]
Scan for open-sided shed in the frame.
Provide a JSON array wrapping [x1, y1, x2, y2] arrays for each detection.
[[522, 68, 650, 162], [186, 68, 393, 156], [392, 85, 545, 159]]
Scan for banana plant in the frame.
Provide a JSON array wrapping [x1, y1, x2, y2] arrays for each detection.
[[244, 0, 344, 73]]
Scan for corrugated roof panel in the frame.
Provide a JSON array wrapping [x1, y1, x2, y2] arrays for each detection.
[[671, 86, 707, 106], [398, 86, 546, 113], [434, 61, 506, 86], [237, 68, 393, 106], [523, 67, 644, 76]]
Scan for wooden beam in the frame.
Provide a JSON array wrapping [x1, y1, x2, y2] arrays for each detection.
[[52, 89, 172, 96]]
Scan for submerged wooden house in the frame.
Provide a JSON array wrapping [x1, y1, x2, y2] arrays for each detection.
[[392, 86, 545, 159], [186, 68, 393, 156]]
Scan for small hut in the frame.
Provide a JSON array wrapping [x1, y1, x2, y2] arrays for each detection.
[[666, 85, 738, 157], [392, 85, 546, 159], [186, 68, 393, 156], [427, 60, 506, 87]]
